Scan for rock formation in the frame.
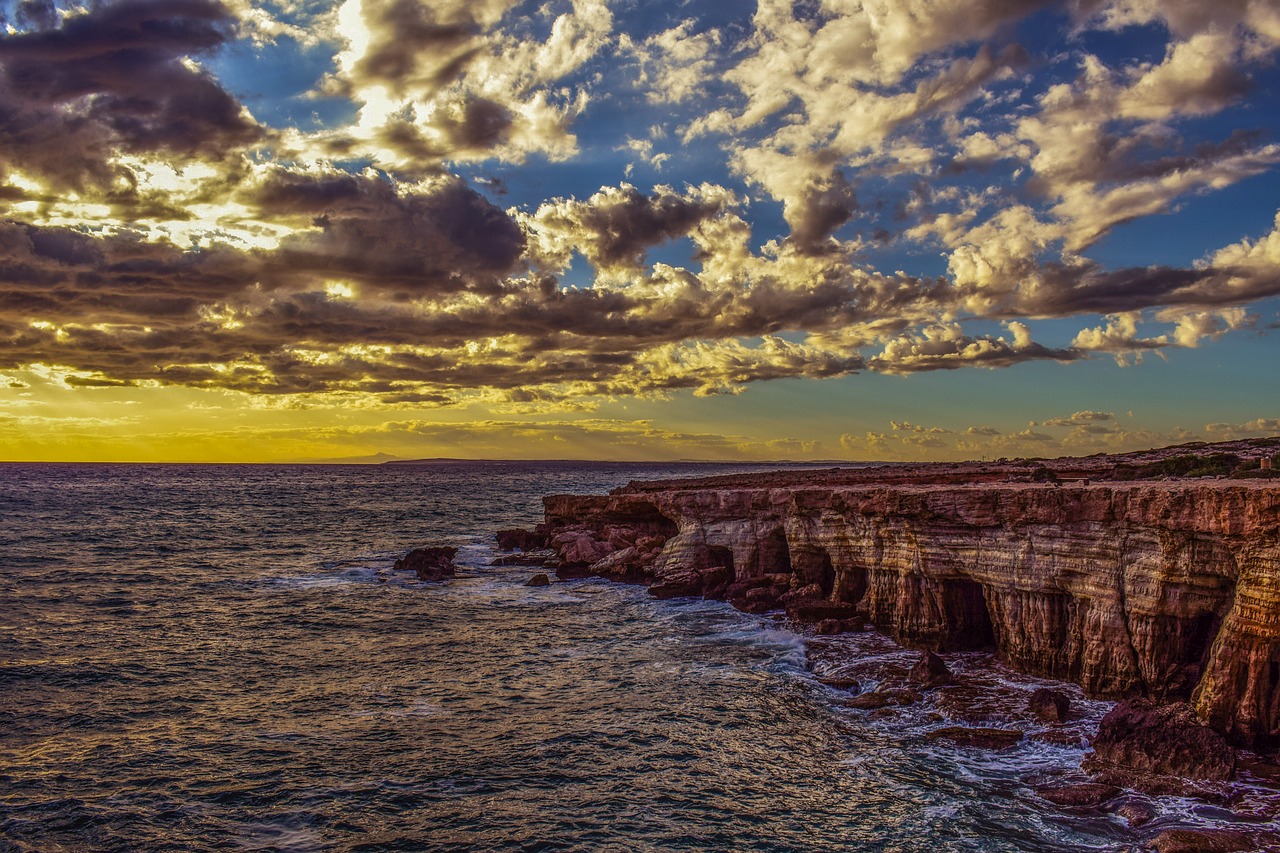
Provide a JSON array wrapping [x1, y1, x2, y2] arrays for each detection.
[[393, 546, 457, 582], [537, 469, 1280, 750]]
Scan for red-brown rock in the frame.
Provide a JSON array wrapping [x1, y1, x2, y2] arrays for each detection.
[[926, 726, 1024, 749], [496, 528, 547, 551], [1035, 782, 1121, 807], [524, 573, 551, 587], [909, 651, 954, 687], [1029, 687, 1071, 722], [393, 546, 457, 582], [1084, 700, 1236, 781], [1143, 829, 1263, 852]]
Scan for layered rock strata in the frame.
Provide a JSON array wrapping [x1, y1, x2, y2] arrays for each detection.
[[540, 482, 1280, 750]]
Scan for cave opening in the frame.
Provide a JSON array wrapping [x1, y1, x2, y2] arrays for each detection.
[[605, 502, 679, 539], [1187, 609, 1224, 667], [759, 527, 793, 575], [839, 565, 868, 605], [940, 578, 996, 651], [793, 548, 836, 596], [707, 546, 735, 578]]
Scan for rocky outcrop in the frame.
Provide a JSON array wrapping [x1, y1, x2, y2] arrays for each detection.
[[540, 480, 1280, 749], [1029, 687, 1071, 723], [1084, 700, 1236, 782], [394, 546, 457, 582]]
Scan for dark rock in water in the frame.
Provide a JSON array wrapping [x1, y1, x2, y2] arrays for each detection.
[[814, 619, 843, 635], [1029, 687, 1070, 722], [524, 573, 550, 587], [1035, 782, 1121, 807], [926, 726, 1024, 749], [1084, 700, 1236, 782], [496, 528, 547, 551], [394, 546, 457, 582], [1111, 798, 1156, 827], [737, 585, 781, 614], [1143, 829, 1261, 852], [846, 688, 921, 710], [909, 651, 954, 688]]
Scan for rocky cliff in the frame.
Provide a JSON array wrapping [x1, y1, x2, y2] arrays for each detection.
[[540, 480, 1280, 750]]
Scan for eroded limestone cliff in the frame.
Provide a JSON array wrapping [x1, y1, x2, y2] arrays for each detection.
[[540, 481, 1280, 750]]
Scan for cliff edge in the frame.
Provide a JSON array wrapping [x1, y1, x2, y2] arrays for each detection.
[[536, 441, 1280, 751]]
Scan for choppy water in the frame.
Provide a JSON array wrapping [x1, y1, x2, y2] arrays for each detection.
[[1, 462, 1275, 852]]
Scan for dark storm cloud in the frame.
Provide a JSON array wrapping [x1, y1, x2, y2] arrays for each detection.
[[785, 169, 858, 255], [257, 171, 526, 294], [527, 184, 732, 271], [0, 0, 262, 189], [336, 0, 487, 97]]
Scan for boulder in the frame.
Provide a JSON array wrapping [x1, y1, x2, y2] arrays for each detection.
[[1029, 687, 1071, 722], [1084, 700, 1236, 782], [814, 619, 843, 635], [780, 583, 825, 603], [1111, 799, 1156, 827], [393, 546, 457, 582], [738, 586, 782, 614], [588, 546, 651, 583], [909, 651, 954, 688], [524, 573, 551, 587], [553, 530, 614, 566], [926, 726, 1024, 749]]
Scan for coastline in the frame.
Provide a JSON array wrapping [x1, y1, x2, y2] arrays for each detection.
[[496, 438, 1280, 841]]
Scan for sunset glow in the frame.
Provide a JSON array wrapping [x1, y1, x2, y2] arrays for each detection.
[[2, 0, 1279, 461]]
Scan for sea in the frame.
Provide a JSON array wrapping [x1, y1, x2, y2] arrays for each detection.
[[2, 462, 1276, 852]]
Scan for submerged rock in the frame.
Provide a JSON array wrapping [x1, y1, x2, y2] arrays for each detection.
[[1111, 798, 1157, 827], [524, 573, 551, 587], [926, 726, 1024, 749], [1035, 782, 1121, 807], [393, 546, 457, 582], [1084, 700, 1236, 782], [845, 688, 921, 710]]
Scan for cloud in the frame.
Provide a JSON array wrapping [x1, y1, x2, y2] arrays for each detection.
[[522, 182, 734, 272], [1204, 417, 1280, 438], [308, 0, 612, 172], [621, 18, 722, 105], [1038, 410, 1116, 427], [0, 0, 263, 191], [869, 321, 1080, 373]]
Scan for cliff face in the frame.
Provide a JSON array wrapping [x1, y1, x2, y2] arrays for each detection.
[[542, 483, 1280, 750]]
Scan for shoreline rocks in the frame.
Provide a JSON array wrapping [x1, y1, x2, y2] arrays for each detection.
[[1084, 700, 1237, 784]]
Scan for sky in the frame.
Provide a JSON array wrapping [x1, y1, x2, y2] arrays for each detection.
[[1, 0, 1279, 462]]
